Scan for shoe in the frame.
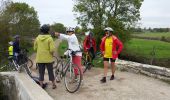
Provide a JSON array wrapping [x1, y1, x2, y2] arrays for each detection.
[[52, 84, 56, 89], [100, 77, 106, 83], [110, 75, 115, 80], [42, 83, 48, 89]]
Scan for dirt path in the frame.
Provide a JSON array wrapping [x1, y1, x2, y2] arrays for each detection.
[[30, 39, 170, 100]]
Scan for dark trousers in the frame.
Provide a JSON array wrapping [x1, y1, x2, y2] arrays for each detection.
[[89, 47, 95, 60], [37, 63, 54, 81]]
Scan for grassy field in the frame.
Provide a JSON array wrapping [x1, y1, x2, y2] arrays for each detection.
[[124, 38, 170, 59], [133, 32, 170, 38]]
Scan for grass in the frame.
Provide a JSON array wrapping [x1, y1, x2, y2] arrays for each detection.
[[124, 38, 170, 59], [133, 32, 170, 38]]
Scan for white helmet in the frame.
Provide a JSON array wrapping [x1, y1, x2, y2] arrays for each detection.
[[66, 27, 75, 32], [104, 27, 113, 32], [9, 41, 13, 45]]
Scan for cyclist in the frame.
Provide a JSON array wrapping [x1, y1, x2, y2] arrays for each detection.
[[83, 31, 96, 63], [55, 27, 83, 80], [13, 35, 21, 64], [100, 27, 123, 83], [34, 24, 56, 89]]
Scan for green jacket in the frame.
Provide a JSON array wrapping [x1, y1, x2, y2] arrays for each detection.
[[34, 35, 55, 63]]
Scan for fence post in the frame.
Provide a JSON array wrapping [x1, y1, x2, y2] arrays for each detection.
[[150, 46, 156, 65]]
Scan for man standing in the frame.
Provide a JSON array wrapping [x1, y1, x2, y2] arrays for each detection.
[[100, 27, 123, 83], [83, 31, 96, 61]]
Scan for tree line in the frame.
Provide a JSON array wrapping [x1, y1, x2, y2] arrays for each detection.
[[0, 0, 144, 59]]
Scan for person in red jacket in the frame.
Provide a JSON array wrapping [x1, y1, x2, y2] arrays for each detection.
[[83, 31, 96, 62], [100, 27, 123, 83]]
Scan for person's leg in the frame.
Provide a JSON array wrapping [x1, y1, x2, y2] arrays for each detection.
[[38, 63, 45, 87], [46, 63, 56, 89], [110, 59, 116, 80], [100, 58, 109, 83], [89, 47, 95, 60], [72, 56, 83, 80]]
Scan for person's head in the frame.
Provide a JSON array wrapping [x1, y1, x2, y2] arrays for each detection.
[[85, 31, 93, 37], [40, 24, 50, 34], [104, 27, 113, 37], [66, 27, 75, 35], [8, 41, 13, 46], [13, 35, 20, 41]]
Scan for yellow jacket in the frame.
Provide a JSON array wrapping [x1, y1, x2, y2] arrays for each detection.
[[34, 35, 55, 63]]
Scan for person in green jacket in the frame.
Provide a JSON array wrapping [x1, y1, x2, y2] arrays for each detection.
[[34, 24, 56, 89]]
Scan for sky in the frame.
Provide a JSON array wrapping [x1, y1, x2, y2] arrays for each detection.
[[11, 0, 170, 28]]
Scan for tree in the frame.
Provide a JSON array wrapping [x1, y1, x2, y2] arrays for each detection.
[[73, 0, 144, 47], [3, 2, 40, 37], [51, 23, 66, 33]]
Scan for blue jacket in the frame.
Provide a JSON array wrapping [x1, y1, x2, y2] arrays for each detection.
[[13, 40, 20, 53]]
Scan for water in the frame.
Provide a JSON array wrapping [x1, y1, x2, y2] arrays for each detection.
[[0, 74, 18, 100]]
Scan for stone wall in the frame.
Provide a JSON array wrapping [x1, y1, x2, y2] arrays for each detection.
[[0, 72, 54, 100], [116, 59, 170, 82]]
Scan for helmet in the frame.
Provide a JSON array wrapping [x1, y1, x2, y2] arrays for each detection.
[[66, 27, 75, 32], [40, 24, 50, 33], [85, 31, 93, 36], [104, 27, 113, 32], [14, 35, 20, 39], [85, 31, 90, 36], [8, 41, 13, 45]]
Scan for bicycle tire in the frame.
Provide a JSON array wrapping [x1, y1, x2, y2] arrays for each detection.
[[81, 57, 88, 73], [53, 56, 59, 68], [54, 60, 64, 82], [0, 60, 18, 71], [64, 63, 82, 93], [23, 64, 32, 77], [27, 58, 33, 68]]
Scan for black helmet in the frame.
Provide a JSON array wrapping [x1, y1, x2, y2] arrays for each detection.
[[40, 24, 50, 34]]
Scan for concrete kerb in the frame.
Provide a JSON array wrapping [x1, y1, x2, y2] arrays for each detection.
[[0, 72, 54, 100], [116, 59, 170, 82]]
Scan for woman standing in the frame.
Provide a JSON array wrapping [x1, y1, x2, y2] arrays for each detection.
[[34, 24, 56, 89]]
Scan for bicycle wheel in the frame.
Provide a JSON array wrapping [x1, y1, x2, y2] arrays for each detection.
[[64, 63, 82, 93], [27, 58, 33, 68], [54, 60, 63, 82], [0, 60, 17, 71], [23, 64, 32, 77], [81, 57, 88, 73], [53, 56, 59, 68]]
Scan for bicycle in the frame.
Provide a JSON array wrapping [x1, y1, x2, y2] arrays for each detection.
[[54, 49, 82, 93], [19, 48, 33, 68], [0, 49, 31, 76], [82, 50, 93, 73]]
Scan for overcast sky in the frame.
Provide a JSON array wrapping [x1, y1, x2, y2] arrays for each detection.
[[12, 0, 170, 28]]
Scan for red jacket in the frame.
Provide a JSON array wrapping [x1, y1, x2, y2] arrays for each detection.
[[83, 36, 96, 52], [100, 35, 123, 59]]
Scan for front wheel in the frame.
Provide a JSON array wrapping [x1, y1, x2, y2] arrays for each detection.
[[64, 63, 82, 93]]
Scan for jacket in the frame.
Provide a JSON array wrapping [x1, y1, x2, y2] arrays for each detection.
[[59, 33, 82, 56], [100, 35, 123, 59], [34, 35, 55, 63], [83, 36, 96, 52]]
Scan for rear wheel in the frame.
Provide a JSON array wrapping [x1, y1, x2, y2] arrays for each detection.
[[54, 60, 63, 82], [27, 58, 33, 68], [81, 57, 88, 73], [64, 63, 82, 93]]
